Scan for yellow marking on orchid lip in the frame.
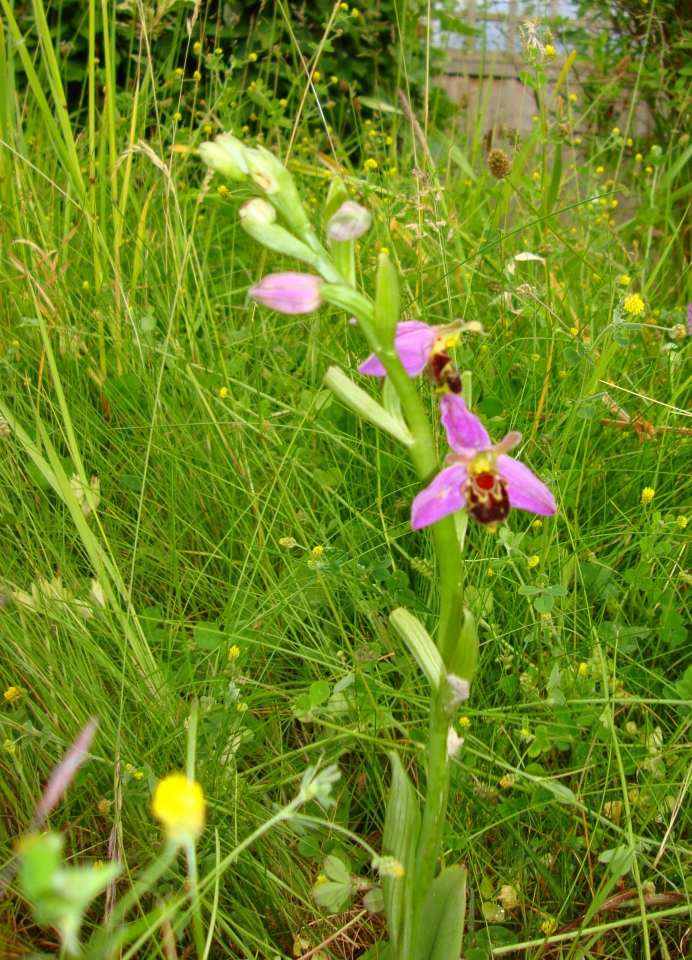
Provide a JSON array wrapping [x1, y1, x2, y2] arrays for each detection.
[[445, 334, 460, 349], [468, 454, 493, 476]]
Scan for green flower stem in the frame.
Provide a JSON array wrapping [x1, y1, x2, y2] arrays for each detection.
[[344, 302, 466, 960], [412, 689, 450, 954]]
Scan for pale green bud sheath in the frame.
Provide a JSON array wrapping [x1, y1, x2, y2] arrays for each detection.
[[374, 252, 400, 344], [238, 197, 276, 225], [199, 134, 250, 182], [246, 146, 321, 251], [325, 192, 372, 287]]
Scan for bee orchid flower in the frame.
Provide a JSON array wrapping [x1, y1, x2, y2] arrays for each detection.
[[358, 319, 482, 393], [411, 394, 556, 529]]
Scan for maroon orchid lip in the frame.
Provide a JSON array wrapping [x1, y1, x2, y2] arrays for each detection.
[[410, 395, 557, 530]]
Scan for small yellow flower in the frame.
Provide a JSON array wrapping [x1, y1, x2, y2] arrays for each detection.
[[645, 165, 653, 173], [125, 763, 134, 772], [527, 555, 540, 568], [312, 71, 321, 82], [228, 645, 240, 660], [499, 773, 517, 789], [4, 740, 15, 755], [541, 918, 558, 936], [152, 773, 206, 841], [532, 171, 540, 180], [174, 68, 184, 77], [369, 128, 377, 138], [611, 199, 618, 208], [340, 1, 349, 8], [578, 662, 587, 677], [612, 126, 620, 135], [219, 386, 228, 399], [569, 93, 577, 102], [532, 520, 543, 530], [94, 859, 104, 869], [678, 516, 688, 529], [241, 125, 249, 133], [380, 247, 390, 256], [531, 115, 539, 122], [4, 686, 26, 703], [330, 76, 338, 84], [544, 44, 557, 61], [133, 770, 144, 781], [98, 798, 112, 816], [203, 124, 213, 135], [624, 293, 645, 316], [279, 98, 288, 107], [530, 353, 541, 362], [217, 185, 229, 200], [385, 135, 393, 145], [641, 487, 655, 505], [459, 716, 470, 728], [351, 7, 360, 16], [248, 53, 257, 62], [520, 727, 530, 738], [559, 369, 567, 379], [173, 111, 182, 122], [618, 274, 631, 285], [193, 70, 201, 82], [487, 567, 494, 577], [573, 137, 582, 145], [215, 48, 223, 55], [627, 138, 633, 147], [82, 280, 90, 290], [635, 153, 642, 162], [311, 545, 324, 559], [608, 219, 615, 227], [279, 536, 298, 548], [570, 326, 579, 337], [596, 165, 604, 174], [193, 41, 201, 54], [363, 158, 378, 172], [236, 701, 248, 713]]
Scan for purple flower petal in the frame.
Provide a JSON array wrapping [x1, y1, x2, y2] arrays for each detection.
[[358, 320, 437, 378], [498, 455, 556, 516], [440, 394, 491, 452], [411, 463, 467, 530]]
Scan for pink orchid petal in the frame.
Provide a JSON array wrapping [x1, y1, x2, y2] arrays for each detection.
[[498, 455, 556, 516], [394, 321, 438, 377], [358, 320, 437, 378], [440, 394, 491, 452], [411, 463, 467, 530], [358, 353, 387, 376]]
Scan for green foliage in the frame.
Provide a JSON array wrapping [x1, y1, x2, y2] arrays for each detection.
[[1, 1, 692, 957]]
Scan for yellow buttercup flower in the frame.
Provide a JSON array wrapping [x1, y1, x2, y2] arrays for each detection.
[[152, 773, 206, 842]]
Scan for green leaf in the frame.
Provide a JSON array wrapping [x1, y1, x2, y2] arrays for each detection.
[[323, 367, 414, 447], [546, 141, 562, 215], [310, 681, 331, 706], [534, 594, 554, 615], [382, 752, 420, 960], [417, 865, 467, 960], [311, 879, 352, 912], [389, 607, 445, 691], [323, 854, 350, 884], [193, 621, 225, 649]]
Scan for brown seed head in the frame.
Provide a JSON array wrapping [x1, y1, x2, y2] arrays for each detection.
[[487, 148, 511, 180]]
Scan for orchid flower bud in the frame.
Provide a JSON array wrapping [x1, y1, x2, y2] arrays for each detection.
[[239, 198, 276, 225], [245, 147, 281, 194], [326, 200, 372, 241], [249, 272, 324, 315], [198, 134, 249, 182]]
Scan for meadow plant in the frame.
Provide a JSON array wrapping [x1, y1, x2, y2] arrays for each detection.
[[199, 134, 556, 960]]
